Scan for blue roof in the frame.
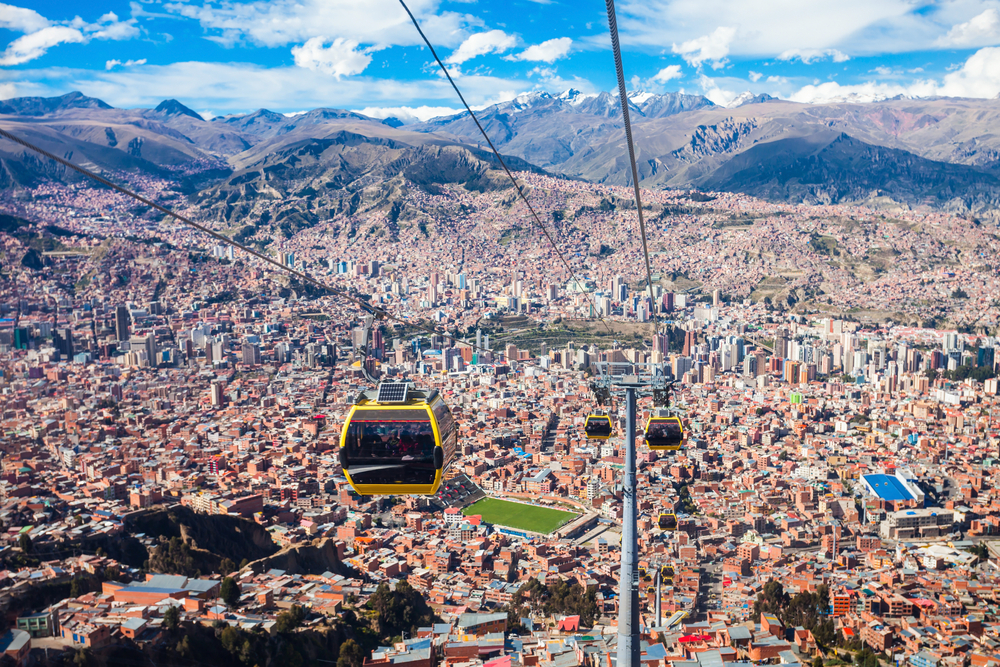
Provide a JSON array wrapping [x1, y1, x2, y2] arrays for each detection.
[[863, 474, 915, 501]]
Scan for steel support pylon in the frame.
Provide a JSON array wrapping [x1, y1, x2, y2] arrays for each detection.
[[617, 387, 639, 667]]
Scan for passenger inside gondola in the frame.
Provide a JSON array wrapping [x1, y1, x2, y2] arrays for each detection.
[[344, 420, 438, 485], [645, 417, 683, 450]]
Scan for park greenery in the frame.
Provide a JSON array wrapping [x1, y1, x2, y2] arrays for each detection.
[[503, 577, 600, 631]]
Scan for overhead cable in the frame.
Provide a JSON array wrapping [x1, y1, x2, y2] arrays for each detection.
[[397, 0, 615, 336], [0, 127, 490, 354], [604, 0, 661, 342]]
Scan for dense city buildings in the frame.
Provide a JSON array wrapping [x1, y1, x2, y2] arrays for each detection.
[[0, 169, 998, 667]]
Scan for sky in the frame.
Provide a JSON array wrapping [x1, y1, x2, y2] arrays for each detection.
[[2, 0, 1000, 122]]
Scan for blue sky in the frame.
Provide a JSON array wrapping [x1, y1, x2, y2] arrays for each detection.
[[2, 0, 1000, 121]]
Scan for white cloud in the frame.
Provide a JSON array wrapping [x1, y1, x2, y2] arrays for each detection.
[[697, 74, 738, 106], [528, 66, 557, 78], [938, 46, 1000, 97], [359, 105, 462, 123], [612, 0, 930, 57], [672, 26, 735, 69], [652, 64, 683, 83], [749, 70, 762, 82], [506, 37, 573, 63], [163, 0, 473, 49], [778, 48, 850, 64], [788, 79, 936, 103], [445, 29, 517, 65], [291, 37, 373, 79], [75, 11, 140, 40], [786, 46, 1000, 103], [0, 26, 85, 66], [936, 8, 1000, 48], [7, 61, 537, 115], [0, 5, 138, 66], [0, 3, 50, 32], [106, 58, 147, 70]]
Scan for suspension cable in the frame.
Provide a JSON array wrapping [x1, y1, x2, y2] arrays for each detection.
[[397, 0, 615, 336], [0, 127, 491, 355], [604, 0, 660, 344]]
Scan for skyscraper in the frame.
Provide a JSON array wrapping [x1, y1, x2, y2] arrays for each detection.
[[775, 329, 789, 359], [683, 331, 697, 357], [54, 327, 74, 358], [115, 305, 130, 342], [242, 342, 261, 365]]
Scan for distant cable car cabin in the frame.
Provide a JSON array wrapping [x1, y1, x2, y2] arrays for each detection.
[[584, 414, 613, 440], [339, 382, 456, 495], [645, 412, 684, 451], [658, 513, 677, 532]]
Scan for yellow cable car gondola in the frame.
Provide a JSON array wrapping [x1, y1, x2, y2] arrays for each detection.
[[645, 412, 684, 451], [585, 413, 614, 440], [658, 513, 677, 532], [339, 382, 456, 495], [660, 565, 674, 581]]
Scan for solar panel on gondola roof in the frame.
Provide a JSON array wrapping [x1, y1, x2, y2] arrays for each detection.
[[376, 382, 409, 403]]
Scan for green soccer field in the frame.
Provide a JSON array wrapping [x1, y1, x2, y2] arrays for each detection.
[[463, 498, 579, 534]]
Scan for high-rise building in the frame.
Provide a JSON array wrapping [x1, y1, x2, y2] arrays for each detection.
[[13, 327, 30, 350], [683, 330, 697, 357], [135, 334, 157, 366], [242, 342, 261, 365], [654, 333, 669, 354], [54, 327, 74, 358], [210, 382, 225, 406], [115, 305, 130, 342], [774, 329, 789, 359]]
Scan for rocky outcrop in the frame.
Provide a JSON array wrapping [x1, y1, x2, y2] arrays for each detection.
[[246, 537, 354, 576]]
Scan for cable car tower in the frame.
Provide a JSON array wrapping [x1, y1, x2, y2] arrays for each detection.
[[590, 362, 675, 667]]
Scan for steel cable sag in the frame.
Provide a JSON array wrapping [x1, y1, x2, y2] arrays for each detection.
[[604, 0, 661, 343], [397, 0, 616, 336], [0, 127, 491, 354]]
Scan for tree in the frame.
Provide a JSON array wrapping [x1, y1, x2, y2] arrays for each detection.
[[276, 604, 306, 633], [220, 576, 240, 607], [219, 557, 236, 576], [813, 658, 824, 667], [176, 635, 193, 659], [73, 648, 95, 667], [368, 581, 436, 637], [18, 533, 31, 553], [163, 605, 180, 630], [338, 639, 365, 667], [220, 625, 241, 653], [70, 577, 82, 598]]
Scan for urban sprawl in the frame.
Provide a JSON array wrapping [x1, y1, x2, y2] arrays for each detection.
[[0, 171, 998, 667]]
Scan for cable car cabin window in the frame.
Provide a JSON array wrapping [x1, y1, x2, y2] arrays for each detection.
[[658, 514, 677, 531], [343, 419, 437, 486], [646, 419, 683, 449], [585, 416, 613, 439]]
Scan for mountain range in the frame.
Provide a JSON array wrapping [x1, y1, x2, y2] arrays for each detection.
[[3, 90, 1000, 221]]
